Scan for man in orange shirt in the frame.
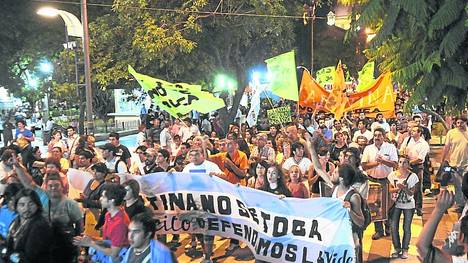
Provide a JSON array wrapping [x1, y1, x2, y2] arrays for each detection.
[[209, 134, 249, 254], [210, 136, 249, 185]]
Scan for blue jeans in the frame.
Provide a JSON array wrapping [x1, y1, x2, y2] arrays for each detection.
[[391, 208, 414, 250], [453, 168, 467, 207]]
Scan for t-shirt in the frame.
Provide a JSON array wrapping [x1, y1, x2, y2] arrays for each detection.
[[116, 144, 132, 165], [352, 129, 373, 142], [362, 142, 398, 179], [103, 209, 129, 247], [387, 171, 419, 209], [0, 205, 16, 239], [182, 160, 222, 174], [210, 151, 249, 184], [445, 128, 468, 169], [282, 157, 313, 175]]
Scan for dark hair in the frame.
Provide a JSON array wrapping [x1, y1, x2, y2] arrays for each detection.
[[52, 146, 63, 153], [373, 127, 386, 135], [131, 212, 157, 239], [253, 160, 270, 177], [357, 120, 366, 126], [158, 149, 170, 162], [44, 172, 64, 188], [344, 147, 361, 167], [181, 142, 191, 149], [109, 132, 120, 140], [174, 154, 186, 166], [16, 120, 26, 126], [412, 115, 422, 120], [338, 164, 358, 187], [462, 171, 468, 200], [122, 179, 140, 199], [376, 113, 383, 118], [135, 145, 148, 153], [66, 126, 75, 131], [51, 130, 62, 137], [104, 183, 126, 206], [14, 188, 43, 215], [1, 149, 16, 162], [461, 215, 468, 243], [3, 183, 23, 206], [260, 164, 291, 197], [91, 162, 109, 174], [45, 158, 61, 170], [77, 149, 94, 160], [291, 142, 304, 154]]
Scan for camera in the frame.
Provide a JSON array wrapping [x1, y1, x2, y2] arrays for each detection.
[[436, 162, 457, 187]]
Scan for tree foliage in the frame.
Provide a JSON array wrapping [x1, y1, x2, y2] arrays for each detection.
[[340, 0, 468, 112], [90, 0, 301, 131]]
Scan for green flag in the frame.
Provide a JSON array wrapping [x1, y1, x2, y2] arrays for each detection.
[[356, 61, 375, 91], [128, 65, 225, 118], [265, 51, 298, 101], [315, 66, 334, 85]]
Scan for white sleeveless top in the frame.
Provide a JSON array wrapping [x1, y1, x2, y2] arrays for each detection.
[[332, 187, 354, 200]]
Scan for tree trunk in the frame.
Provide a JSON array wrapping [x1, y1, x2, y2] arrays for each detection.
[[420, 106, 448, 132], [218, 65, 247, 134]]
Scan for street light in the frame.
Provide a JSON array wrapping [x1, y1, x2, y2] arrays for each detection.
[[37, 3, 94, 134], [38, 60, 53, 122]]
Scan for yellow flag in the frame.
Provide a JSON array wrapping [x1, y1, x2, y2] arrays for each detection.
[[344, 73, 395, 118], [325, 62, 348, 119], [299, 70, 330, 113]]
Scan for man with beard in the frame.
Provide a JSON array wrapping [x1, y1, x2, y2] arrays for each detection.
[[362, 127, 398, 240], [371, 113, 390, 133]]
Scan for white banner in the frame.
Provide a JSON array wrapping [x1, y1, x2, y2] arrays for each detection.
[[138, 172, 356, 263]]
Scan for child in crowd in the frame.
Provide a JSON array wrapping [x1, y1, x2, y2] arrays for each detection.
[[287, 164, 309, 198]]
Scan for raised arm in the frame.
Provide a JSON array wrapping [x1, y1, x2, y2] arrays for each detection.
[[304, 133, 333, 187], [416, 190, 453, 263], [11, 155, 36, 189]]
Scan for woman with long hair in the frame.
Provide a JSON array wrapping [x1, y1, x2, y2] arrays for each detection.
[[287, 164, 309, 198], [259, 164, 292, 197], [47, 130, 67, 156], [387, 155, 419, 259], [247, 161, 269, 190], [5, 188, 53, 262]]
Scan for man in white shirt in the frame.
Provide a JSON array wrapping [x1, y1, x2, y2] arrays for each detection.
[[100, 143, 128, 175], [362, 127, 398, 240], [159, 121, 173, 152], [282, 142, 312, 176], [371, 113, 390, 133], [353, 120, 373, 142], [179, 118, 200, 142], [400, 126, 430, 216], [66, 126, 79, 161], [182, 147, 223, 263]]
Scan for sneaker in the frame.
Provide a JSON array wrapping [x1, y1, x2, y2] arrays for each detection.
[[372, 232, 384, 240], [391, 250, 401, 258], [400, 250, 409, 259]]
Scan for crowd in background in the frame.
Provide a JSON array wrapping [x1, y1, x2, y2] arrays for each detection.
[[0, 96, 466, 262]]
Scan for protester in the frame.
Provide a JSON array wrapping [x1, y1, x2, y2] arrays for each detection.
[[121, 212, 174, 263], [441, 116, 468, 213], [282, 142, 313, 179], [387, 155, 419, 259], [259, 164, 292, 197], [65, 126, 79, 161], [73, 184, 129, 262], [361, 127, 398, 240], [47, 130, 67, 155], [250, 133, 275, 164], [331, 164, 366, 263], [287, 164, 309, 198], [4, 189, 53, 262], [108, 132, 132, 167], [416, 190, 468, 262], [122, 179, 148, 220], [400, 125, 430, 216], [100, 143, 129, 174]]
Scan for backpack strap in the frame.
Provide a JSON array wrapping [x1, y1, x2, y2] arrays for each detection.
[[344, 188, 358, 202]]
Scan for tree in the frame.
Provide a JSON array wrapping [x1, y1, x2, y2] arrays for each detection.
[[89, 0, 302, 133], [340, 0, 468, 112]]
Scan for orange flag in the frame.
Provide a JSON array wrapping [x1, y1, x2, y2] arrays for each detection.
[[325, 62, 348, 119], [299, 70, 329, 113], [344, 73, 395, 118]]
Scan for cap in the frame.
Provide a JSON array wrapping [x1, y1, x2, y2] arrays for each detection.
[[100, 143, 117, 154]]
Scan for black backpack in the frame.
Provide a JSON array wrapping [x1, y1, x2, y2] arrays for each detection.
[[344, 189, 371, 233]]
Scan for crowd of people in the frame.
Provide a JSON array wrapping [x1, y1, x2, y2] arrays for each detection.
[[0, 104, 466, 262]]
